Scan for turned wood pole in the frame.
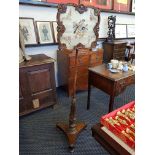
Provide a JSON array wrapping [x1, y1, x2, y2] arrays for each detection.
[[69, 48, 79, 132]]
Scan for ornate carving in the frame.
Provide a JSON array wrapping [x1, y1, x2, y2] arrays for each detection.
[[57, 3, 100, 50], [58, 4, 67, 14], [107, 15, 116, 42], [94, 8, 100, 16], [59, 43, 67, 51], [75, 4, 87, 14], [74, 43, 85, 50], [91, 41, 97, 48]]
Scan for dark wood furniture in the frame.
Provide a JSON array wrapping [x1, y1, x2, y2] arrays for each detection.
[[56, 49, 87, 153], [103, 41, 127, 63], [57, 48, 103, 96], [87, 64, 135, 113], [92, 123, 134, 155], [19, 54, 57, 116]]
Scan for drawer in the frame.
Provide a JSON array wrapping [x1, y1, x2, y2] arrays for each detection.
[[113, 52, 125, 58], [69, 54, 90, 67], [115, 75, 135, 95], [114, 43, 126, 49], [69, 66, 88, 78]]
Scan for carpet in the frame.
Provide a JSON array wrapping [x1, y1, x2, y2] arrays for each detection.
[[19, 85, 135, 155]]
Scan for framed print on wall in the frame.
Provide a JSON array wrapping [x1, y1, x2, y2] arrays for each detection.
[[94, 0, 112, 10], [19, 18, 38, 45], [80, 0, 94, 7], [52, 21, 58, 43], [127, 24, 135, 38], [113, 0, 131, 12], [115, 24, 127, 38], [36, 21, 54, 44]]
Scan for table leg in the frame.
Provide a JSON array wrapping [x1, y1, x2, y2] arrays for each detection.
[[87, 77, 91, 110], [109, 95, 115, 113]]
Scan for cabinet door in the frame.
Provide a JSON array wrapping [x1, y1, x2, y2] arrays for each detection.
[[26, 63, 56, 108]]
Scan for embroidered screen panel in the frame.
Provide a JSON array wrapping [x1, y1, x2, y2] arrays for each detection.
[[57, 4, 100, 50]]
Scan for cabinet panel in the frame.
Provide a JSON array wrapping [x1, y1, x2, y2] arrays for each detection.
[[19, 54, 57, 116], [27, 68, 51, 94]]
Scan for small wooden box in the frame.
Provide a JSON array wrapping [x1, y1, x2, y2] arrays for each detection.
[[103, 41, 127, 63]]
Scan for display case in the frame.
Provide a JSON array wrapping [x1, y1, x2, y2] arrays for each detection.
[[100, 101, 135, 149]]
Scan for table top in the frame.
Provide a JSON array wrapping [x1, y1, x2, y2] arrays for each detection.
[[88, 64, 135, 82], [19, 54, 55, 68]]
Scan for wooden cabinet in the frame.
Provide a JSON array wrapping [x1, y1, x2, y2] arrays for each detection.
[[103, 41, 127, 63], [57, 48, 103, 96], [19, 54, 57, 116]]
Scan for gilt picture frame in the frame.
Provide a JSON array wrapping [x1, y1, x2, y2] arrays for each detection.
[[36, 21, 54, 44], [19, 17, 38, 45], [80, 0, 112, 10], [113, 0, 131, 12], [57, 4, 100, 50]]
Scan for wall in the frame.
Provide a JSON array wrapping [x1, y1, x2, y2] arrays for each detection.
[[19, 4, 135, 86]]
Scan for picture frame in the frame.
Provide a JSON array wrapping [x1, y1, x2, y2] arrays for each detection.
[[36, 21, 54, 44], [46, 0, 79, 4], [94, 0, 112, 10], [115, 24, 127, 38], [80, 0, 94, 7], [19, 17, 38, 45], [80, 0, 112, 10], [52, 21, 58, 43], [113, 0, 131, 12], [57, 4, 100, 50], [131, 0, 135, 13], [127, 24, 135, 38]]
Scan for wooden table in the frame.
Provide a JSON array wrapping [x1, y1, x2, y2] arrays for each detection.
[[92, 123, 134, 155], [87, 64, 135, 113]]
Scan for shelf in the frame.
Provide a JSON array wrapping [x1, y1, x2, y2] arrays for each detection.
[[25, 43, 58, 48], [19, 0, 135, 16]]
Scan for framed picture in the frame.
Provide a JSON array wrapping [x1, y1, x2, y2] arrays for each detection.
[[19, 18, 38, 45], [113, 0, 131, 12], [80, 0, 112, 10], [52, 21, 58, 43], [57, 4, 100, 50], [80, 0, 94, 7], [95, 0, 112, 10], [127, 24, 135, 38], [131, 0, 135, 12], [115, 24, 127, 38], [46, 0, 79, 4], [36, 21, 54, 44]]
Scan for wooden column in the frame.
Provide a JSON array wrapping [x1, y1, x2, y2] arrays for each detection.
[[56, 48, 87, 152]]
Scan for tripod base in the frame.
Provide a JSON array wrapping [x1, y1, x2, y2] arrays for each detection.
[[56, 122, 87, 152]]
